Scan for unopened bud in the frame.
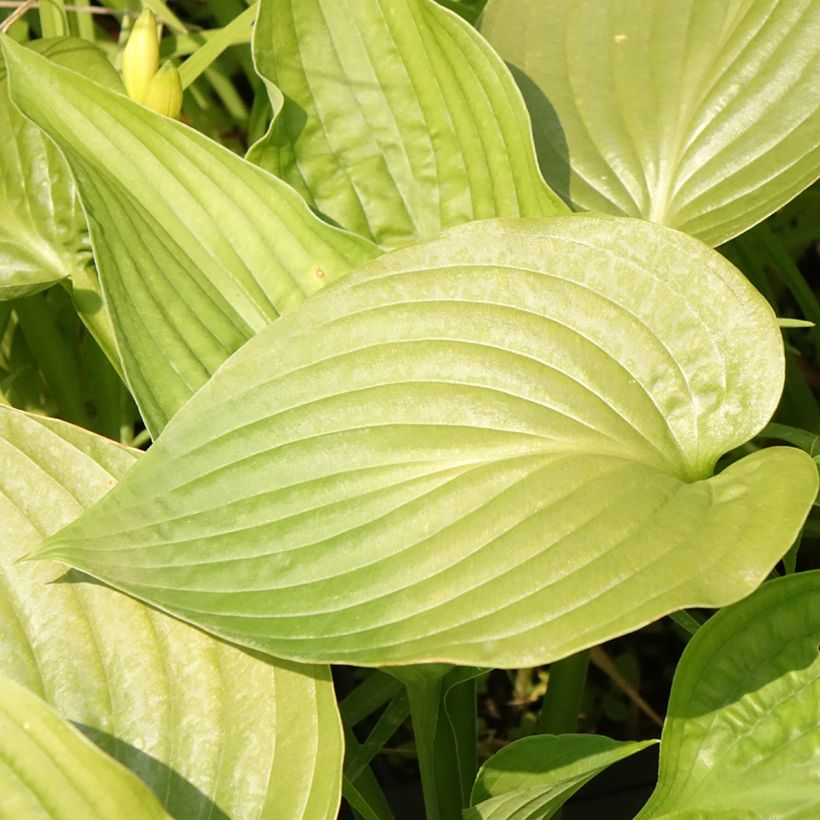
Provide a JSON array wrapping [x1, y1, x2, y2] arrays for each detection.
[[122, 9, 160, 103], [142, 61, 183, 119]]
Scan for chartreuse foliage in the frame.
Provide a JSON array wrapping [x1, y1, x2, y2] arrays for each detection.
[[0, 36, 378, 438], [0, 673, 169, 819], [0, 406, 342, 818], [481, 0, 820, 246], [0, 0, 818, 815], [638, 571, 820, 818], [32, 217, 818, 667], [466, 572, 820, 819], [0, 38, 120, 362], [0, 39, 116, 300], [248, 0, 567, 249], [466, 735, 656, 819]]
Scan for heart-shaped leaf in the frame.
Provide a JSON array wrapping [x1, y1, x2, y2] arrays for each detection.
[[467, 734, 656, 820], [1, 35, 379, 436], [33, 216, 817, 667], [481, 0, 820, 247], [0, 406, 342, 819], [0, 672, 170, 819], [248, 0, 567, 249], [637, 571, 820, 819]]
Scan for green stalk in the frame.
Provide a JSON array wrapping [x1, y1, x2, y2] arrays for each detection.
[[392, 665, 464, 820], [668, 609, 703, 637], [63, 268, 124, 382], [444, 672, 478, 807], [536, 649, 590, 735], [38, 0, 67, 37], [13, 293, 90, 428], [82, 336, 123, 440]]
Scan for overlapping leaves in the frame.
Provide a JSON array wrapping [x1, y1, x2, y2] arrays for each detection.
[[0, 406, 342, 818], [33, 216, 817, 668], [248, 0, 567, 249], [1, 36, 378, 436], [0, 673, 169, 820], [0, 38, 119, 302]]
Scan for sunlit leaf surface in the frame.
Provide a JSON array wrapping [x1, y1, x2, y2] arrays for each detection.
[[0, 38, 118, 324], [0, 406, 342, 819], [481, 0, 820, 246], [638, 571, 820, 818], [249, 0, 567, 249], [467, 734, 656, 820], [2, 36, 378, 436], [0, 673, 170, 820], [34, 216, 817, 667]]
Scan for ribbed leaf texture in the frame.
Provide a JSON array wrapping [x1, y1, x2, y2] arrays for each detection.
[[638, 571, 820, 818], [33, 216, 817, 667], [0, 407, 342, 819], [1, 36, 378, 435], [248, 0, 567, 248], [481, 0, 820, 246]]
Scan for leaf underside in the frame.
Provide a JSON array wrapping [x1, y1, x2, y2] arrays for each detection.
[[0, 406, 342, 819], [481, 0, 820, 246]]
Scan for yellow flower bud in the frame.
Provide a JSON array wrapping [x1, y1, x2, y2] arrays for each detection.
[[142, 61, 183, 119], [121, 9, 160, 103]]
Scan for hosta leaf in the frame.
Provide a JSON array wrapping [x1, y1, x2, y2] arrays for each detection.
[[0, 38, 120, 301], [33, 216, 817, 667], [247, 0, 567, 249], [637, 571, 820, 819], [481, 0, 820, 247], [0, 406, 342, 819], [467, 734, 656, 820], [0, 673, 169, 820], [1, 35, 378, 436], [0, 38, 122, 364]]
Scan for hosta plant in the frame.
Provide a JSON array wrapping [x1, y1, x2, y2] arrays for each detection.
[[0, 0, 818, 817]]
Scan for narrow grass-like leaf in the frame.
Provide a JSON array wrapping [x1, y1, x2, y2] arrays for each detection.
[[637, 571, 820, 818], [1, 35, 379, 436], [33, 216, 818, 667], [0, 673, 169, 819], [481, 0, 820, 246], [0, 406, 342, 819], [467, 735, 656, 820], [248, 0, 567, 249]]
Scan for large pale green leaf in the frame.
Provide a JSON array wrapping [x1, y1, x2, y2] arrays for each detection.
[[0, 672, 169, 819], [481, 0, 820, 247], [0, 38, 121, 364], [637, 571, 820, 819], [1, 35, 379, 436], [466, 734, 656, 820], [0, 406, 342, 819], [247, 0, 567, 249], [32, 216, 817, 667]]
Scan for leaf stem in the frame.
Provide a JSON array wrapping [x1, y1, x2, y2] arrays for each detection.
[[392, 666, 465, 820], [13, 293, 90, 428], [536, 649, 589, 735]]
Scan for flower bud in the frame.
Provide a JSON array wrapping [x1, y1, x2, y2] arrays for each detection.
[[122, 9, 160, 103], [142, 61, 183, 119]]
